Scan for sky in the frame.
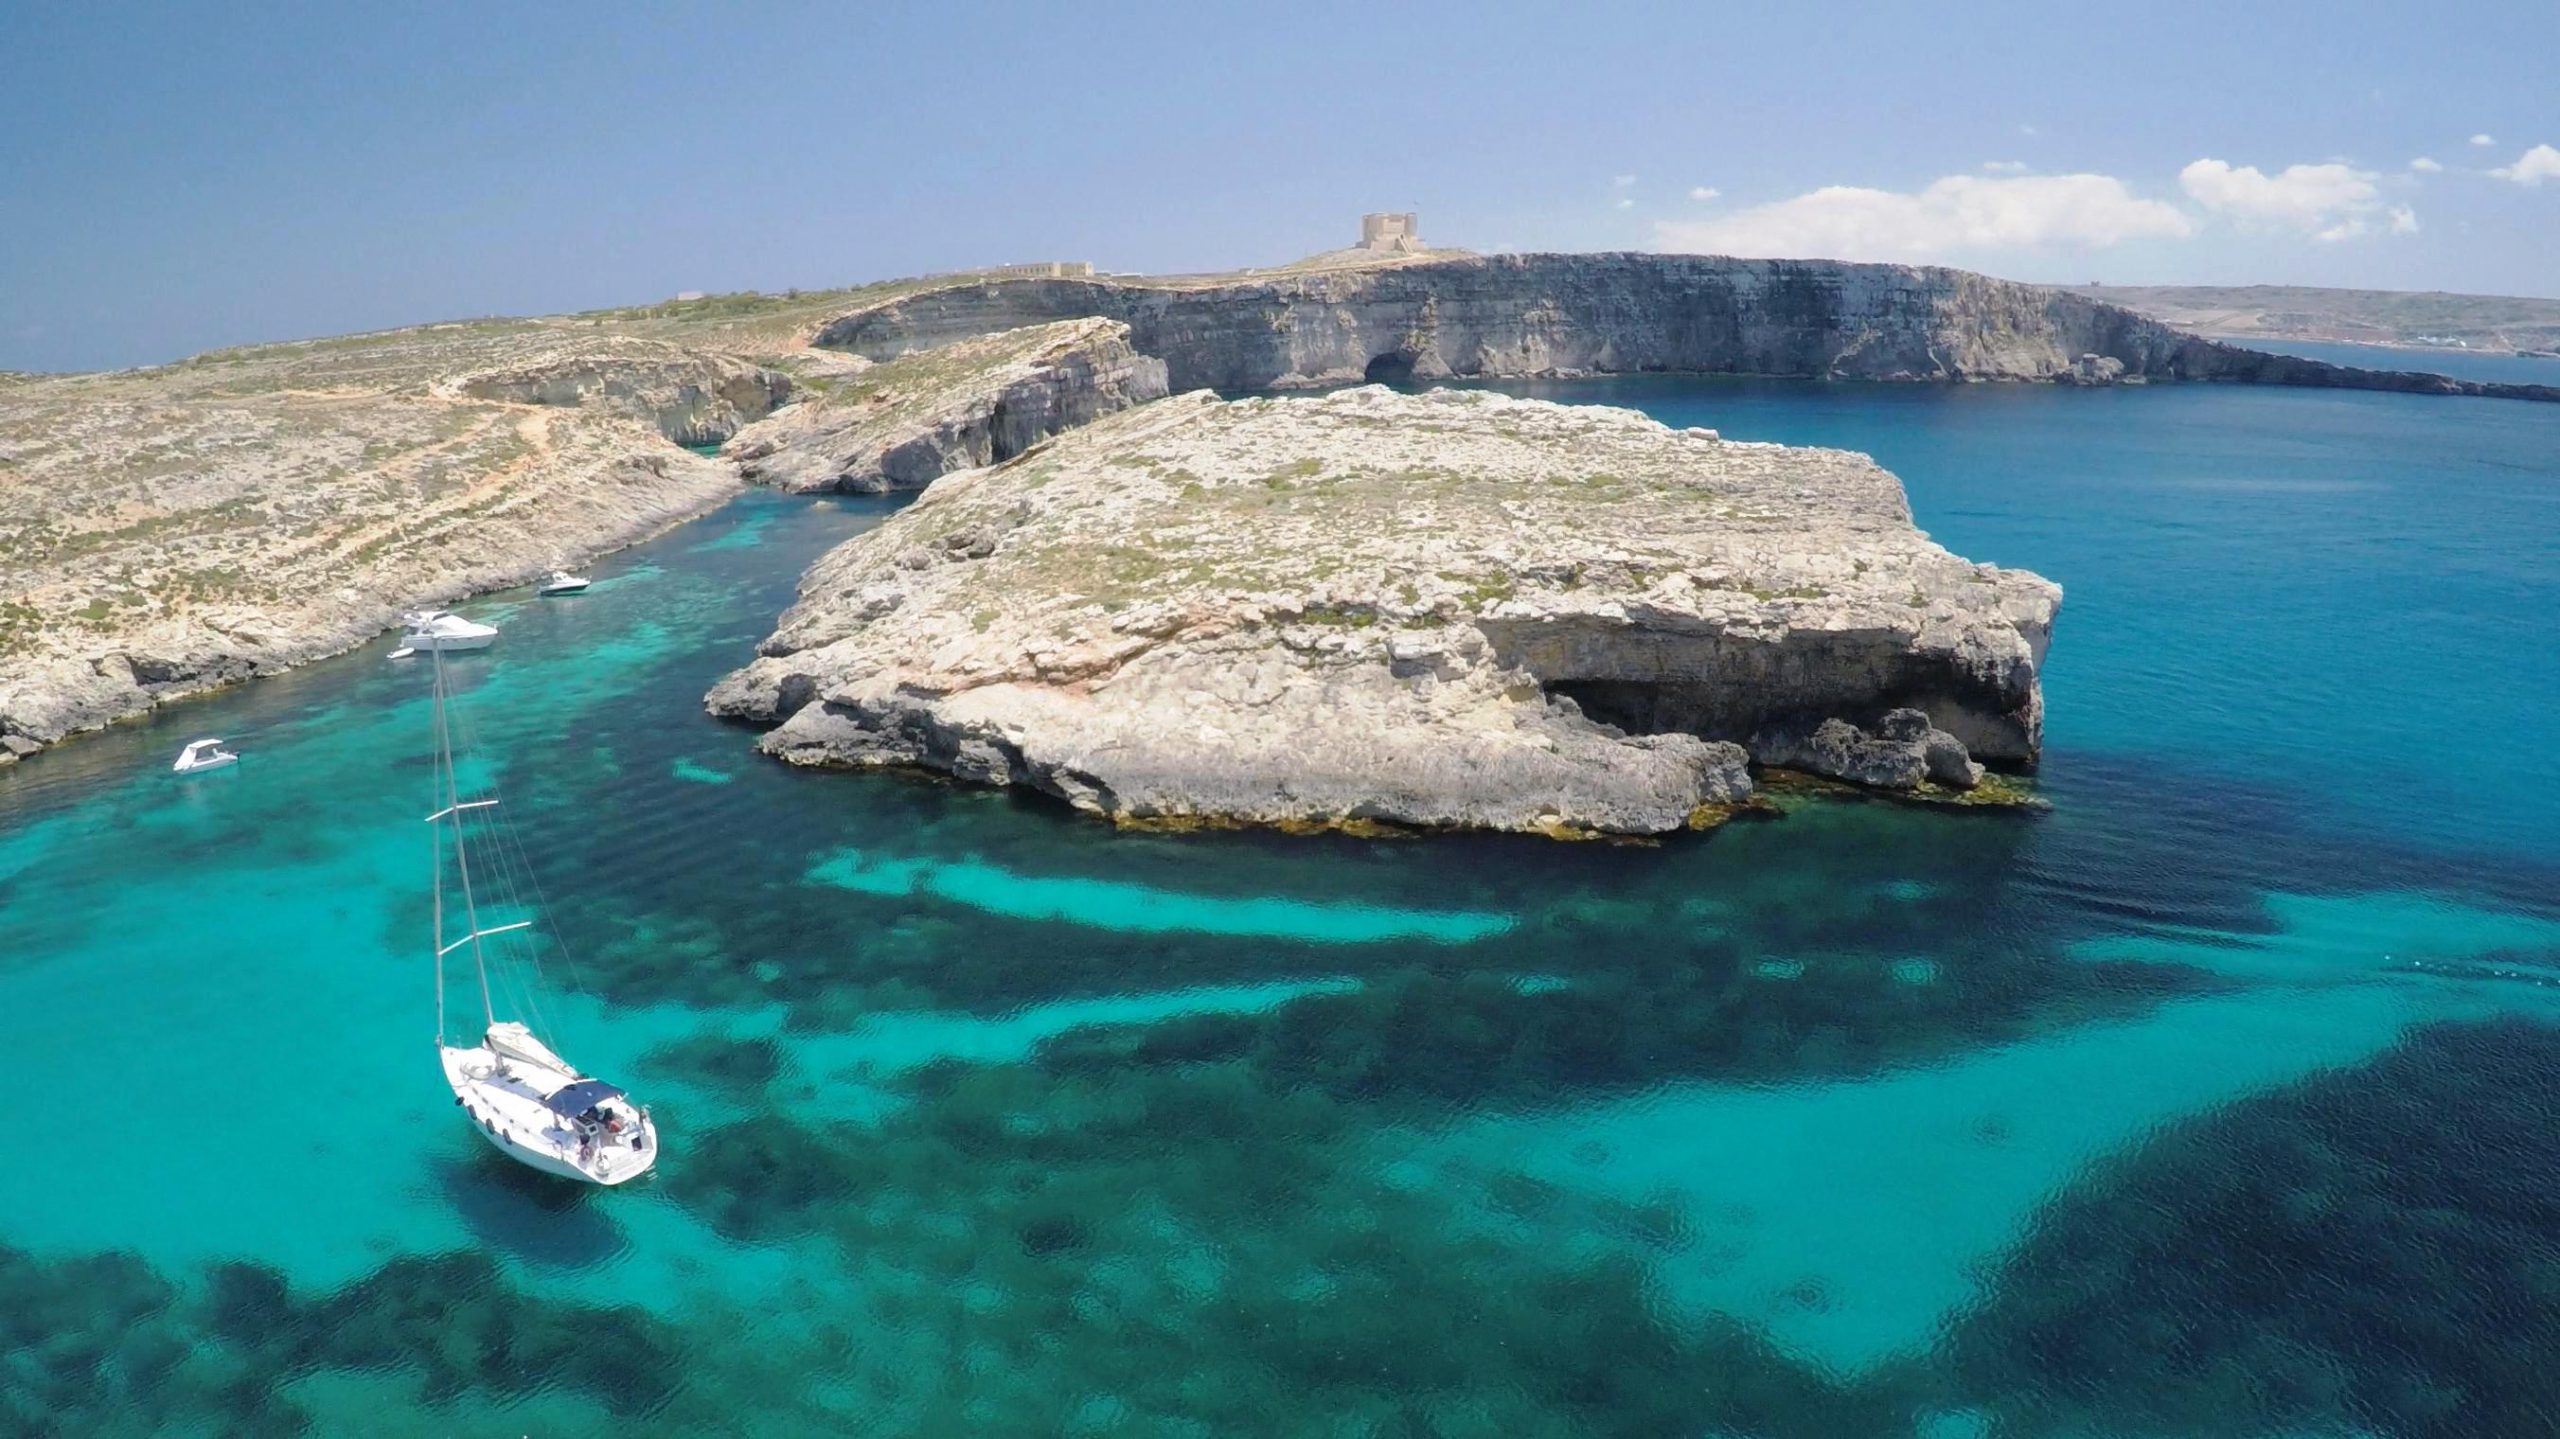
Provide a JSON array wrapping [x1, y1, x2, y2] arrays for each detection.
[[5, 0, 2557, 372]]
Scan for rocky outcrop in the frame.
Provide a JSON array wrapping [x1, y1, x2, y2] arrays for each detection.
[[444, 337, 792, 444], [1753, 709, 1984, 791], [708, 386, 2059, 836], [720, 319, 1168, 493], [813, 253, 2560, 403]]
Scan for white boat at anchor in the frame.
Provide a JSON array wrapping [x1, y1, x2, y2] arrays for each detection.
[[171, 737, 239, 774], [392, 609, 498, 657], [424, 647, 658, 1186], [536, 570, 591, 596]]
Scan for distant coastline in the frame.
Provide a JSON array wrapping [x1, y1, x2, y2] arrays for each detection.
[[2080, 282, 2560, 358], [2186, 336, 2560, 388]]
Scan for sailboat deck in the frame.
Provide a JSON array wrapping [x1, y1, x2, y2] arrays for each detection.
[[443, 1045, 656, 1183]]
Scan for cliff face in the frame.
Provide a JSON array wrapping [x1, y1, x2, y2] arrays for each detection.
[[814, 253, 2560, 402], [708, 386, 2058, 836], [721, 319, 1168, 494], [446, 337, 793, 444]]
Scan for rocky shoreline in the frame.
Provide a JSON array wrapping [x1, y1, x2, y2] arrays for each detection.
[[0, 295, 1155, 766], [707, 386, 2058, 837], [0, 330, 787, 762]]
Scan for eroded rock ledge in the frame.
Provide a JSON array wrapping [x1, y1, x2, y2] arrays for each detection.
[[708, 386, 2060, 836]]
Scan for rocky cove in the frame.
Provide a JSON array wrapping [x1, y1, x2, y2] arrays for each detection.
[[0, 298, 1152, 762]]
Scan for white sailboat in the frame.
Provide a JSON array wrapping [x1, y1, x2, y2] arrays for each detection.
[[424, 647, 658, 1186]]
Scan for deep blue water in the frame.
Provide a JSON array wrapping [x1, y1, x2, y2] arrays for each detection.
[[2, 376, 2556, 1436]]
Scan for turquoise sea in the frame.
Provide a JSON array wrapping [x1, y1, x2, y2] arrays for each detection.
[[3, 363, 2557, 1436]]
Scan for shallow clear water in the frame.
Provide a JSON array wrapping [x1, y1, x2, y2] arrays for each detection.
[[3, 379, 2556, 1436]]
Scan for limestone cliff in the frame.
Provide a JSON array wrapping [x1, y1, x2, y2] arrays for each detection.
[[721, 319, 1168, 493], [443, 335, 792, 445], [814, 253, 2560, 403], [708, 387, 2058, 836]]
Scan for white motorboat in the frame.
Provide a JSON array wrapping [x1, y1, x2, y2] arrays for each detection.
[[392, 609, 497, 657], [171, 737, 238, 774], [536, 570, 591, 596], [424, 647, 658, 1186]]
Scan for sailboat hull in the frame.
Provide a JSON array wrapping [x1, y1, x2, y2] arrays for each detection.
[[441, 1042, 658, 1187]]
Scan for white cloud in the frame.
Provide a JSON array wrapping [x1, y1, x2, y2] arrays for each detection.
[[2179, 158, 2385, 234], [2409, 156, 2443, 173], [1616, 197, 1635, 210], [1688, 186, 1720, 201], [2489, 143, 2560, 186], [2471, 133, 2496, 146], [2018, 123, 2040, 138], [1612, 174, 1637, 189], [1981, 160, 2030, 174], [2390, 205, 2420, 234], [1652, 171, 2192, 261]]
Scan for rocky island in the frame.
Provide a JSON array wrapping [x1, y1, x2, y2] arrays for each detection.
[[707, 386, 2057, 835]]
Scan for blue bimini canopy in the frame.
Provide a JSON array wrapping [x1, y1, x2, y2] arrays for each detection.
[[542, 1080, 626, 1118]]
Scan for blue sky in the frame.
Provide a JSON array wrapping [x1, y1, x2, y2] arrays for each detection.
[[6, 0, 2556, 371]]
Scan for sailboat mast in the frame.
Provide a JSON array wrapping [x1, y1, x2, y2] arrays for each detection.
[[430, 646, 498, 1029], [431, 667, 445, 1045]]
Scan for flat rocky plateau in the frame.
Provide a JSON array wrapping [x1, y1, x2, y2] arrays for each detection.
[[709, 386, 2059, 836]]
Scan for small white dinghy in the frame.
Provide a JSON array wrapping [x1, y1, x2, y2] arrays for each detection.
[[171, 737, 238, 774], [391, 609, 498, 658], [536, 570, 591, 596], [424, 647, 658, 1186]]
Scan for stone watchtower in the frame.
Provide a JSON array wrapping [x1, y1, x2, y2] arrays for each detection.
[[1358, 212, 1421, 253]]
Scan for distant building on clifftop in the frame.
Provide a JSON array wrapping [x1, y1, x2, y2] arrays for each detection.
[[975, 261, 1095, 281], [1359, 213, 1421, 253]]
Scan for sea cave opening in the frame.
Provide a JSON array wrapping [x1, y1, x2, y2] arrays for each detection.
[[1362, 351, 1417, 384]]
